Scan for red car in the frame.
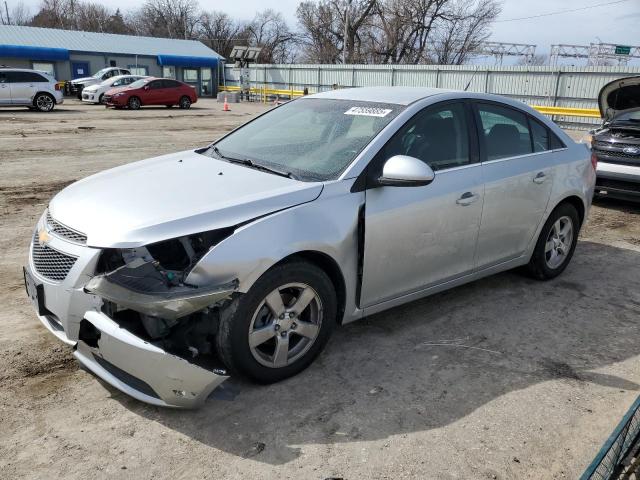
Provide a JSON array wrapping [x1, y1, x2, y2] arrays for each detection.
[[103, 77, 197, 110]]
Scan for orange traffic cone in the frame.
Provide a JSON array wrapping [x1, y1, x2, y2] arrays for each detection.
[[223, 94, 230, 112]]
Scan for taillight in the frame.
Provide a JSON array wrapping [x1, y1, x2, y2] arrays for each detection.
[[55, 82, 62, 91], [591, 151, 598, 170]]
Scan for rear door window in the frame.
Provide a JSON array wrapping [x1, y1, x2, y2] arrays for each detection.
[[477, 103, 533, 160]]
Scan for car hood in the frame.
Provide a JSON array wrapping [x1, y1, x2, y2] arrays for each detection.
[[104, 86, 129, 95], [48, 150, 323, 248], [71, 76, 97, 84], [598, 76, 640, 119]]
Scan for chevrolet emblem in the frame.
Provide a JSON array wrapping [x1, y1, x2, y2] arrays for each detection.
[[38, 228, 50, 246]]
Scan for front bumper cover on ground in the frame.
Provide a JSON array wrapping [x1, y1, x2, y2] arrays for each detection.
[[76, 310, 229, 408]]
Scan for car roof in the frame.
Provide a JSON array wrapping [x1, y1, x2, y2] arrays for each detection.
[[307, 86, 456, 106]]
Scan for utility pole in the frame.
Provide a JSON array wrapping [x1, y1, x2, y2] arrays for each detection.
[[342, 0, 351, 64]]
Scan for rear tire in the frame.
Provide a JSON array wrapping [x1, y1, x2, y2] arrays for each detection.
[[216, 261, 337, 384], [128, 96, 141, 110], [33, 93, 55, 112], [527, 202, 580, 280], [98, 93, 105, 104], [178, 96, 191, 109]]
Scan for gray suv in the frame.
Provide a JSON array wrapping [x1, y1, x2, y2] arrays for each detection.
[[0, 67, 64, 111]]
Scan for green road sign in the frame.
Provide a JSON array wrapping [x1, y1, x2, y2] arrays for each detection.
[[615, 45, 631, 55]]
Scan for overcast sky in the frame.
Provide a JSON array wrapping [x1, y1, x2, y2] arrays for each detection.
[[16, 0, 640, 57]]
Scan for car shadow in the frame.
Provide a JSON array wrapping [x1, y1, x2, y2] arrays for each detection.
[[100, 240, 640, 465]]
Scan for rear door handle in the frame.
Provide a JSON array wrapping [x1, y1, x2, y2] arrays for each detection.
[[456, 191, 479, 206], [533, 172, 547, 184]]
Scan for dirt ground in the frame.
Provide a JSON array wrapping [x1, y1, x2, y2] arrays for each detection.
[[1, 99, 639, 480]]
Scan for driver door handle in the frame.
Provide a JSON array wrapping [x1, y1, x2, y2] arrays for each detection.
[[456, 191, 479, 206], [533, 172, 547, 184]]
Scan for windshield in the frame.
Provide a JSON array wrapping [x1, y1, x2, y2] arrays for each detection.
[[128, 79, 149, 89], [208, 98, 401, 181], [93, 68, 111, 78]]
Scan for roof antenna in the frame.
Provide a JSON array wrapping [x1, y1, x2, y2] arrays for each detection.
[[464, 67, 481, 92]]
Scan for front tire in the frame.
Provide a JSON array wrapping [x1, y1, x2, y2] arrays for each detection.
[[128, 96, 141, 110], [178, 96, 191, 109], [216, 261, 337, 383], [33, 93, 55, 112], [527, 203, 580, 280]]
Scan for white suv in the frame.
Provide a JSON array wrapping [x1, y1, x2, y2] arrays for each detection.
[[70, 67, 131, 98], [0, 67, 64, 112]]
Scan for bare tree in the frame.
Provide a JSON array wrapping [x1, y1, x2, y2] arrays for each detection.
[[297, 1, 342, 63], [130, 0, 200, 39], [296, 0, 377, 64], [246, 10, 298, 63], [30, 0, 73, 29], [336, 0, 377, 63], [367, 0, 449, 64], [198, 11, 246, 58], [1, 1, 32, 25], [431, 0, 501, 65], [75, 3, 113, 32]]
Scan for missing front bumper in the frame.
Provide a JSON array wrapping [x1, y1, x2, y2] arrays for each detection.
[[76, 310, 229, 408]]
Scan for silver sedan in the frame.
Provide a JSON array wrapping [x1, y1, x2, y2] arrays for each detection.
[[24, 87, 595, 407]]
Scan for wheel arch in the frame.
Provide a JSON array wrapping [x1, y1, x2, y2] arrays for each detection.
[[551, 194, 586, 227], [269, 250, 347, 325]]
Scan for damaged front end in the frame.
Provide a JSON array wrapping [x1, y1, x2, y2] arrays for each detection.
[[77, 230, 238, 408]]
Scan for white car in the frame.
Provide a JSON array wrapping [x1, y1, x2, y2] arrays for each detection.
[[0, 67, 64, 112], [81, 75, 146, 104], [70, 67, 131, 98]]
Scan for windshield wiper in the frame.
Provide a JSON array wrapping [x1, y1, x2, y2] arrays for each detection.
[[210, 146, 298, 180]]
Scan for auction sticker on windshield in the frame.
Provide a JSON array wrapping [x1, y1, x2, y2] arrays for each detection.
[[344, 106, 393, 117]]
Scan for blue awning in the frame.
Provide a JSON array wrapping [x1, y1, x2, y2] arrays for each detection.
[[0, 44, 69, 61], [157, 55, 218, 68]]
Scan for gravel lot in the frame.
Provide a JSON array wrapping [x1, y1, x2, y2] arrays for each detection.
[[1, 99, 639, 479]]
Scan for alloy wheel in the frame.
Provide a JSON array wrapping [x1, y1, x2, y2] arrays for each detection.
[[36, 94, 54, 112], [544, 215, 574, 269], [248, 282, 323, 369]]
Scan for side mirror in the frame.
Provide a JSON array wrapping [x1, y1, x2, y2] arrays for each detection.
[[378, 155, 435, 187], [144, 85, 150, 91]]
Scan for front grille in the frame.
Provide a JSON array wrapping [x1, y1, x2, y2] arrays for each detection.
[[593, 140, 640, 150], [31, 233, 78, 281], [594, 149, 640, 160], [46, 210, 87, 244]]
